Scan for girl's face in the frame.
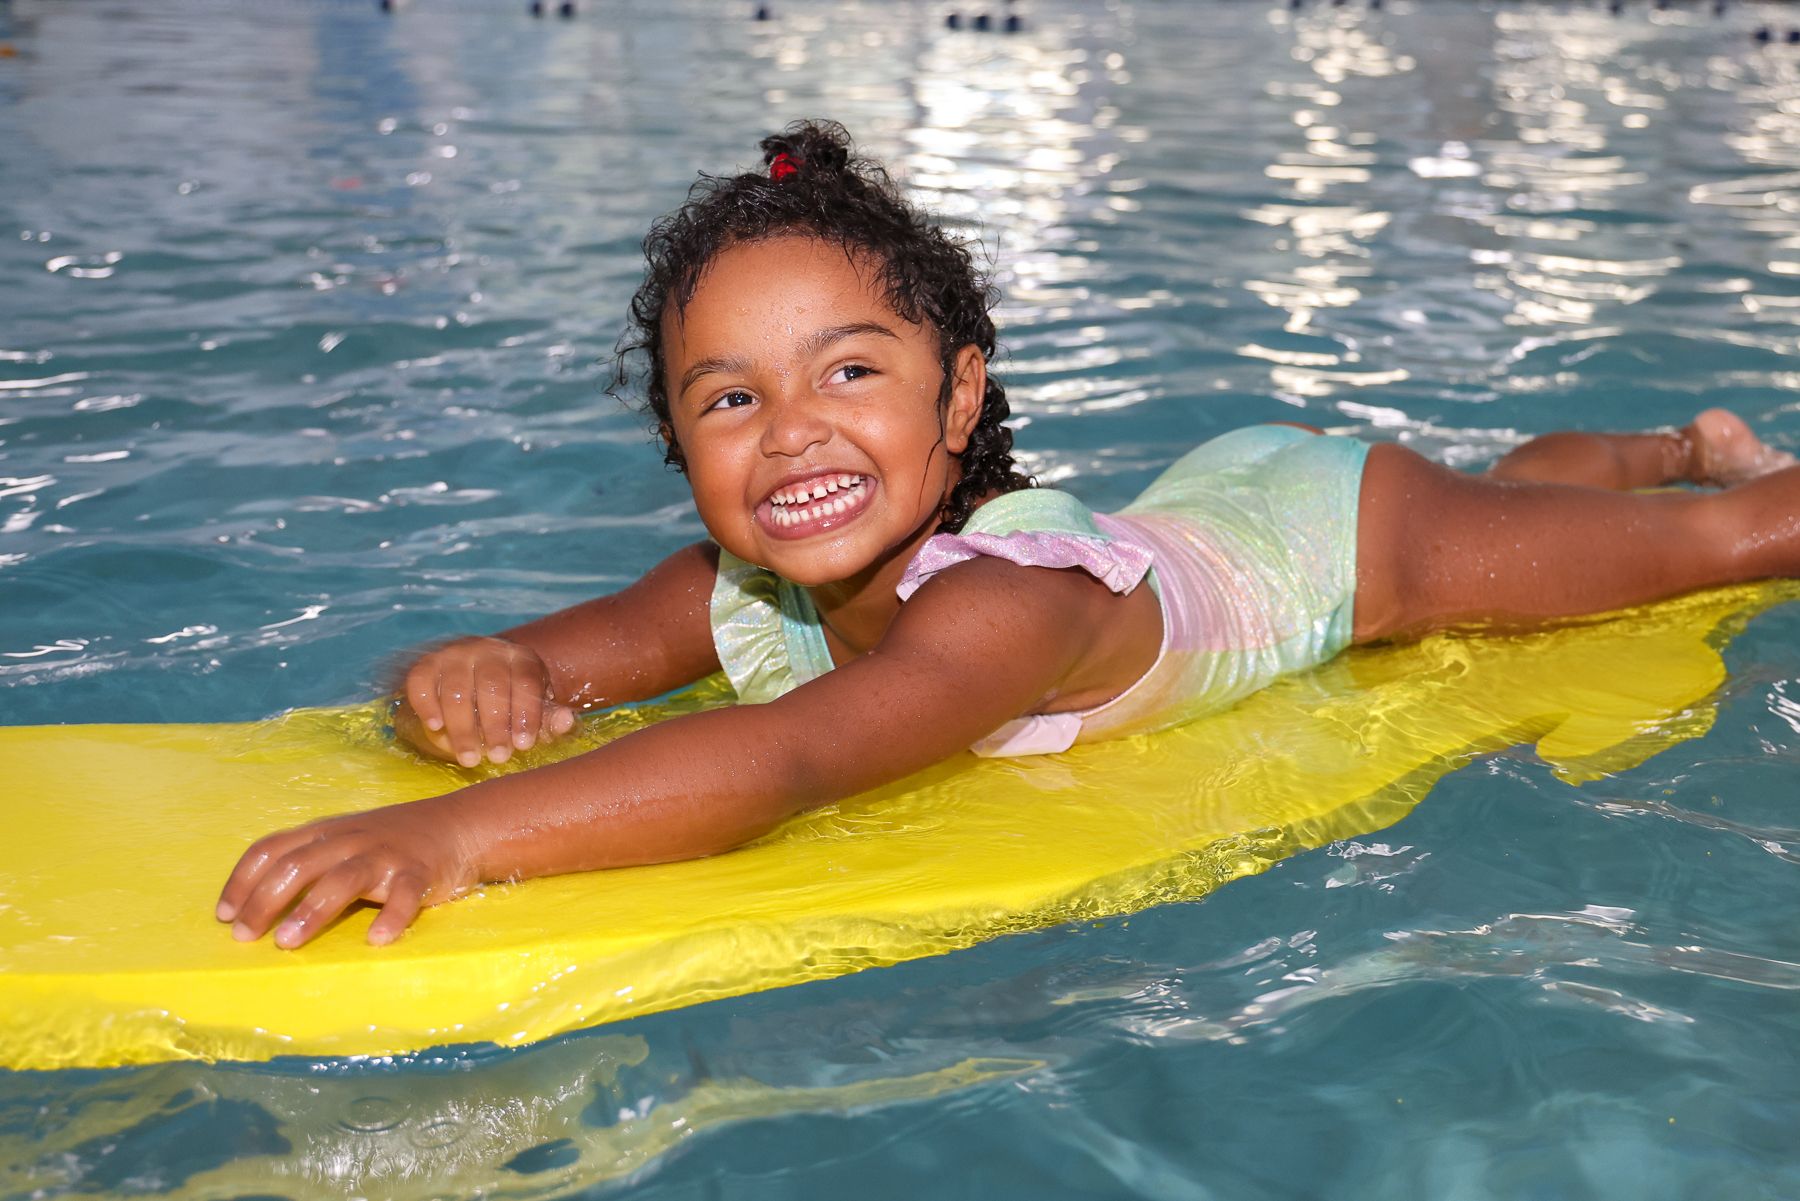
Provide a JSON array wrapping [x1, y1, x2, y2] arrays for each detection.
[[661, 235, 984, 590]]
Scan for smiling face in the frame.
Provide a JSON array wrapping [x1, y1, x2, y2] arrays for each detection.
[[661, 235, 984, 591]]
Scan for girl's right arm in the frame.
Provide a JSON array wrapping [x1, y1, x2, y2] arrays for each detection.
[[396, 541, 723, 767], [220, 553, 1147, 950]]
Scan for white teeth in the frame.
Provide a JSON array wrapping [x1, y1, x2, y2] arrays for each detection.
[[768, 473, 865, 522]]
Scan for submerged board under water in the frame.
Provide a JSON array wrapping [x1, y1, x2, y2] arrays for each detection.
[[3, 583, 1790, 1072]]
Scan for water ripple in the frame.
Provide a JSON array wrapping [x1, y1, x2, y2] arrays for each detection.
[[6, 2, 1800, 1197]]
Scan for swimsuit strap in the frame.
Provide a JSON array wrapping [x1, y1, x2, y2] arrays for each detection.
[[710, 549, 835, 703], [898, 489, 1156, 601], [707, 490, 1159, 758], [897, 489, 1160, 757]]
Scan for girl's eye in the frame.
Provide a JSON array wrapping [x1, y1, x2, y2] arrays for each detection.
[[708, 390, 755, 412], [829, 363, 875, 385]]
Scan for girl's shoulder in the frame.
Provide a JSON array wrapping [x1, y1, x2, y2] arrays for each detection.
[[705, 488, 1158, 705]]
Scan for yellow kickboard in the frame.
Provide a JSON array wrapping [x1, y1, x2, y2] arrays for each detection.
[[2, 583, 1789, 1072]]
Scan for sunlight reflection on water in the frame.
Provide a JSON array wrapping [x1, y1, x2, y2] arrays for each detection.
[[3, 0, 1800, 1197]]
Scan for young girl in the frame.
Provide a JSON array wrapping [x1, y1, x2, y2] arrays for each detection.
[[217, 121, 1800, 951]]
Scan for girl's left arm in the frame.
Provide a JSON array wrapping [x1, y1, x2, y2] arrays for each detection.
[[217, 557, 1153, 948]]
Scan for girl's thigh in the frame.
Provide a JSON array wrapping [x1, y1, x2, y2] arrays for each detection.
[[1352, 444, 1731, 641]]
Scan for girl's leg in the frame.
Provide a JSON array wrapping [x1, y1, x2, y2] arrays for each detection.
[[1488, 430, 1687, 489], [1354, 445, 1800, 641], [1489, 408, 1794, 490]]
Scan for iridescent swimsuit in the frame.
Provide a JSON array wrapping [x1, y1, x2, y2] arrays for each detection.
[[709, 425, 1370, 757]]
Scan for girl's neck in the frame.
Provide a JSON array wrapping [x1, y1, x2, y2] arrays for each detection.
[[803, 477, 992, 664], [808, 581, 898, 664], [805, 501, 957, 661], [805, 526, 929, 662]]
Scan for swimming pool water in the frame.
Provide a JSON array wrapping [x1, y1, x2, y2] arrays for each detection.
[[3, 0, 1799, 1196]]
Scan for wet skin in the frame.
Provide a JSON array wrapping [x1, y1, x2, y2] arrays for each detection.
[[664, 235, 985, 660], [215, 234, 1164, 949], [219, 230, 1800, 948]]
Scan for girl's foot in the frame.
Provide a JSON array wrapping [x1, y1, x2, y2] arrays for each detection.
[[1685, 408, 1796, 486]]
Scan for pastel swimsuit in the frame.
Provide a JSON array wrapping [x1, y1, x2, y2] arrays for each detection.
[[709, 424, 1371, 757]]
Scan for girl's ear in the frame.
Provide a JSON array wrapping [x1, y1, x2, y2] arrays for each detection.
[[945, 344, 987, 455], [658, 422, 688, 471]]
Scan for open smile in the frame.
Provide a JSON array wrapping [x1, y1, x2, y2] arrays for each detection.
[[757, 472, 874, 539]]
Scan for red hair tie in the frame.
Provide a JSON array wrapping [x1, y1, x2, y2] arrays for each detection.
[[769, 152, 802, 181]]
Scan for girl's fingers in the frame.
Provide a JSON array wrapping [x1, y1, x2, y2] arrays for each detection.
[[438, 663, 483, 769], [547, 705, 576, 737], [392, 698, 455, 761], [216, 830, 311, 923], [405, 661, 446, 733], [270, 858, 378, 950], [227, 839, 352, 941], [510, 675, 544, 750], [414, 722, 461, 762], [474, 661, 515, 763], [396, 640, 562, 767], [367, 872, 429, 946]]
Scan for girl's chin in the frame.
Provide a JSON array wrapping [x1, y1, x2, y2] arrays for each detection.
[[753, 528, 931, 592], [756, 541, 878, 587]]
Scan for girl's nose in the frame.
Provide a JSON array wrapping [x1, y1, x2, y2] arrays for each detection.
[[759, 394, 832, 457]]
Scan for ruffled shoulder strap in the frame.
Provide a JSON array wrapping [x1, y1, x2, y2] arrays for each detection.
[[897, 489, 1155, 601], [710, 549, 836, 703]]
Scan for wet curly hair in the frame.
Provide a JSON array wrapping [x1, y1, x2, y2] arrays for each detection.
[[612, 119, 1032, 533]]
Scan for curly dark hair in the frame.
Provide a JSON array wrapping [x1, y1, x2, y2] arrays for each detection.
[[612, 119, 1032, 533]]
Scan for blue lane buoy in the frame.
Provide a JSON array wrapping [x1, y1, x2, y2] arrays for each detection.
[[1755, 24, 1773, 41], [973, 12, 990, 29], [558, 0, 575, 15], [1004, 12, 1022, 30], [530, 0, 544, 14], [755, 3, 771, 18], [1788, 27, 1800, 43]]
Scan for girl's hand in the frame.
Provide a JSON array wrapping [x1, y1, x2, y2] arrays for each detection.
[[215, 798, 476, 949], [397, 636, 577, 768]]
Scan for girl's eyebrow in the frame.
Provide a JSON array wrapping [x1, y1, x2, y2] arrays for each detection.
[[678, 352, 752, 399], [796, 320, 900, 360], [677, 322, 900, 400]]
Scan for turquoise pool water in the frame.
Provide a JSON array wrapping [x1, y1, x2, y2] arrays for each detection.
[[4, 0, 1800, 1195]]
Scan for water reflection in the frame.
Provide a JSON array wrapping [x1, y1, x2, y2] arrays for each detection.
[[900, 4, 1156, 462], [4, 2, 1800, 1195], [10, 0, 1800, 721], [9, 888, 1798, 1197], [0, 1020, 1046, 1197], [1243, 5, 1409, 407]]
